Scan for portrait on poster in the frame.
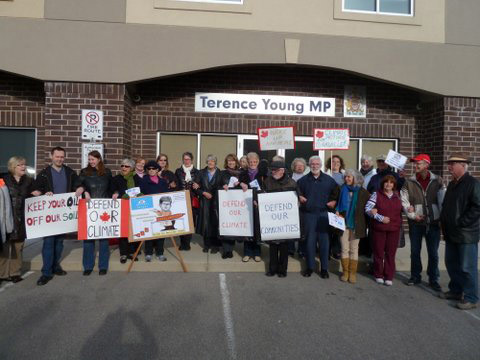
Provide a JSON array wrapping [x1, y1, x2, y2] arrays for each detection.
[[344, 86, 366, 118], [129, 190, 194, 242]]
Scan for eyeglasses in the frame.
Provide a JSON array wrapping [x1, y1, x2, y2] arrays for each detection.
[[147, 167, 157, 170], [159, 159, 167, 162], [120, 165, 131, 168]]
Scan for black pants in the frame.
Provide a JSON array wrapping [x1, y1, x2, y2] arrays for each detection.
[[269, 242, 289, 275], [145, 239, 165, 256], [222, 239, 235, 253], [119, 238, 135, 256], [204, 236, 221, 249]]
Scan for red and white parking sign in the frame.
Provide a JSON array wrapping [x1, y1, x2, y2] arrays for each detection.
[[81, 109, 104, 140]]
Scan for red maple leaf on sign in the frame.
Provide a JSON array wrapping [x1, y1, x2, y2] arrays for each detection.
[[100, 212, 110, 222], [260, 130, 269, 138], [316, 130, 324, 139]]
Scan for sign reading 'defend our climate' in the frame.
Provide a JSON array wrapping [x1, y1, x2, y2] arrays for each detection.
[[218, 189, 254, 237], [258, 191, 300, 241], [195, 93, 335, 117]]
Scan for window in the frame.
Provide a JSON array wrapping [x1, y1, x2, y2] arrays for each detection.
[[0, 128, 36, 176], [173, 0, 243, 4], [343, 0, 413, 16]]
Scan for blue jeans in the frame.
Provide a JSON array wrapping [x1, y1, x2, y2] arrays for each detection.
[[409, 224, 440, 282], [304, 211, 330, 271], [244, 240, 261, 257], [445, 242, 478, 304], [83, 239, 110, 271], [41, 235, 65, 277]]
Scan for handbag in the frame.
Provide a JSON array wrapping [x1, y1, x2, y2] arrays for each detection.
[[192, 195, 200, 209]]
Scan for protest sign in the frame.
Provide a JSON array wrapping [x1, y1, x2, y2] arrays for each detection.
[[78, 199, 130, 240], [328, 212, 346, 231], [385, 149, 407, 170], [126, 187, 141, 198], [258, 191, 300, 241], [257, 126, 295, 150], [313, 128, 350, 150], [25, 193, 79, 239], [218, 189, 254, 237], [128, 190, 194, 242]]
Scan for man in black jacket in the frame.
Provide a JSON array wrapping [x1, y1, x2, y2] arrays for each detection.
[[32, 147, 83, 286], [439, 154, 480, 310]]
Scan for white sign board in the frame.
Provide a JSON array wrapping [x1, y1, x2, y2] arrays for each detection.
[[258, 191, 300, 241], [313, 128, 350, 150], [328, 212, 346, 231], [218, 189, 254, 237], [344, 85, 366, 118], [82, 143, 104, 168], [195, 93, 335, 117], [25, 193, 79, 239], [258, 127, 295, 151], [78, 199, 129, 240], [81, 109, 103, 140], [385, 149, 407, 170]]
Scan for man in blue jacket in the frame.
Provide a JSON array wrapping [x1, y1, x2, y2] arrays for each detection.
[[298, 156, 339, 278]]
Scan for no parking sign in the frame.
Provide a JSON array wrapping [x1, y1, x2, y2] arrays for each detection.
[[81, 109, 103, 140]]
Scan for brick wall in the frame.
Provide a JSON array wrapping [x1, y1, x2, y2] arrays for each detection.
[[133, 66, 421, 168], [0, 72, 45, 171], [417, 98, 444, 176]]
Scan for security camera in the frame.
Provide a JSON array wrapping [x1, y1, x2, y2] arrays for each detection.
[[132, 94, 141, 103], [416, 103, 423, 111]]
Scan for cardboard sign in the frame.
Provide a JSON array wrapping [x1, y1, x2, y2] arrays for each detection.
[[82, 143, 104, 168], [385, 149, 407, 170], [313, 128, 350, 150], [78, 199, 130, 240], [81, 109, 103, 140], [129, 190, 194, 242], [258, 191, 300, 241], [328, 212, 346, 231], [126, 187, 141, 198], [25, 193, 79, 239], [218, 189, 254, 237], [257, 126, 295, 150]]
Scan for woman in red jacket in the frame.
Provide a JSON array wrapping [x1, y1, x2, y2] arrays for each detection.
[[365, 175, 403, 286]]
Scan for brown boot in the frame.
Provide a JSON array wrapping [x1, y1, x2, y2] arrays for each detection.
[[340, 258, 349, 282], [349, 259, 358, 284]]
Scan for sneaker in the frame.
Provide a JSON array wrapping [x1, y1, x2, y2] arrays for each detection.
[[375, 278, 384, 284], [384, 280, 393, 286], [145, 255, 152, 262], [157, 254, 167, 262], [456, 300, 477, 310], [438, 291, 463, 300], [253, 256, 261, 262], [120, 255, 127, 264], [429, 281, 442, 292], [405, 277, 421, 286], [242, 256, 250, 262]]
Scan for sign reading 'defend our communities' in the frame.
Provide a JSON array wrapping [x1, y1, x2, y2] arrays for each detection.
[[195, 93, 335, 117], [218, 189, 254, 237], [258, 191, 300, 241], [258, 127, 295, 151], [25, 193, 79, 239], [78, 199, 130, 240], [313, 128, 350, 150]]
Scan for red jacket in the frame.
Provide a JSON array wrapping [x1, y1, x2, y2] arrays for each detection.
[[372, 191, 403, 232]]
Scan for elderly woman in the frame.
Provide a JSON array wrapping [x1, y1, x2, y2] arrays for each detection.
[[174, 152, 200, 250], [219, 154, 243, 259], [111, 158, 138, 264], [360, 154, 376, 190], [240, 152, 267, 262], [365, 175, 403, 286], [289, 157, 308, 257], [196, 155, 222, 254], [239, 155, 248, 171], [76, 151, 113, 276], [336, 169, 370, 283], [156, 153, 177, 190], [139, 160, 169, 261], [0, 156, 33, 283]]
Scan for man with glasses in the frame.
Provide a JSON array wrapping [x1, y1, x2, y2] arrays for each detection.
[[31, 146, 83, 286], [400, 154, 444, 291]]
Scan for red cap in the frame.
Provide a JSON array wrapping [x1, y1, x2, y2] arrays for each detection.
[[410, 154, 431, 164]]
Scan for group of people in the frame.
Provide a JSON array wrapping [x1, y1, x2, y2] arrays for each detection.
[[0, 146, 478, 310]]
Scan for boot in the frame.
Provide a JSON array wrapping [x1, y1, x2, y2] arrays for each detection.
[[340, 258, 349, 282], [349, 259, 358, 284]]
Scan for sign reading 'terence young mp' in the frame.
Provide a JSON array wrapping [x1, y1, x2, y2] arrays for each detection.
[[195, 93, 335, 117]]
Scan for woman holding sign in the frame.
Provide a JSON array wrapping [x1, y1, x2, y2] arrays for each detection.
[[77, 150, 113, 276], [335, 169, 370, 284], [365, 175, 403, 286]]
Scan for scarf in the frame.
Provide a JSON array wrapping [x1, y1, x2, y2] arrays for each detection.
[[149, 176, 159, 184], [248, 168, 258, 181], [226, 168, 242, 178], [123, 171, 136, 189], [337, 184, 360, 229], [182, 164, 194, 182], [360, 167, 373, 176]]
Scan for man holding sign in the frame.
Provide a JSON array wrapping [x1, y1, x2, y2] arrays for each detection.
[[31, 147, 83, 286]]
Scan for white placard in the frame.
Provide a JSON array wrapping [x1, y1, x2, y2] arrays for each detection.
[[82, 143, 104, 168], [126, 187, 141, 198], [313, 128, 350, 150], [81, 109, 103, 140], [195, 93, 335, 117], [258, 191, 300, 241], [78, 199, 129, 240], [249, 179, 261, 190], [218, 189, 254, 237], [328, 212, 346, 231], [25, 193, 79, 239], [227, 176, 239, 188], [258, 127, 295, 150], [385, 149, 407, 170]]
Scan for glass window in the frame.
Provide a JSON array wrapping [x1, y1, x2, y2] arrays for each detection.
[[242, 139, 276, 164], [0, 128, 36, 175], [344, 0, 413, 15], [328, 139, 360, 170], [344, 0, 376, 12], [379, 0, 411, 14], [200, 135, 237, 170], [362, 139, 396, 162], [159, 134, 198, 171], [285, 140, 318, 171]]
